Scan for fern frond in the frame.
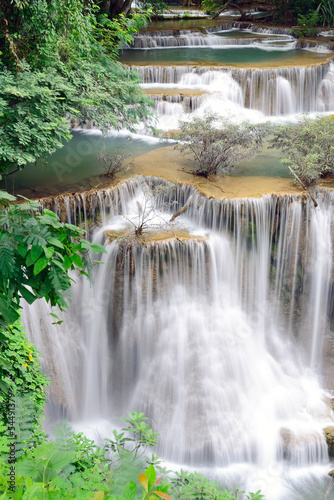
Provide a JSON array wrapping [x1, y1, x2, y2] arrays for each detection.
[[0, 242, 15, 279]]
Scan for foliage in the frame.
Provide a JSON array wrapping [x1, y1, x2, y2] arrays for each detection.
[[0, 321, 48, 444], [0, 407, 266, 499], [0, 0, 154, 176], [94, 12, 151, 58], [97, 146, 130, 178], [269, 115, 334, 185], [0, 66, 75, 176], [169, 469, 264, 500], [138, 464, 171, 500], [0, 191, 106, 329], [135, 0, 169, 20], [273, 0, 334, 25], [294, 11, 319, 37], [172, 111, 268, 178], [315, 0, 334, 26]]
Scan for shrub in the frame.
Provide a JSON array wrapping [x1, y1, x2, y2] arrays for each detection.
[[97, 146, 130, 178], [269, 115, 334, 185], [172, 111, 268, 178]]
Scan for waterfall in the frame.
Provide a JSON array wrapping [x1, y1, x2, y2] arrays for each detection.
[[151, 93, 205, 113], [24, 179, 334, 499], [137, 62, 334, 119], [131, 33, 295, 49]]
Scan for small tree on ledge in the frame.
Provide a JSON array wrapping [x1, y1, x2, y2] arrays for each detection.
[[97, 146, 130, 178], [172, 111, 268, 178]]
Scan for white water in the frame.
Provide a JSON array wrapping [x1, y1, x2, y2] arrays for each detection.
[[160, 9, 265, 18], [136, 62, 334, 128], [23, 180, 334, 499], [131, 32, 296, 49], [21, 20, 334, 498]]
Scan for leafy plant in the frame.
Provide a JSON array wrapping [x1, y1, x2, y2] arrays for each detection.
[[172, 111, 268, 178], [139, 464, 172, 500], [0, 321, 48, 441], [316, 0, 334, 26], [0, 0, 154, 177], [269, 115, 334, 185], [294, 9, 319, 37], [135, 0, 169, 19], [0, 192, 106, 328]]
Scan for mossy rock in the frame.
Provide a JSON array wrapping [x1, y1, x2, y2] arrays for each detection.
[[324, 426, 334, 457]]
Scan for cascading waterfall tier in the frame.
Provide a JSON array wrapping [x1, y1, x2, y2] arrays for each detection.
[[25, 178, 334, 500], [131, 32, 295, 49], [136, 62, 334, 117]]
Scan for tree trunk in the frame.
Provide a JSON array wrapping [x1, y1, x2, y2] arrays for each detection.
[[109, 0, 133, 18], [212, 0, 248, 20], [287, 166, 318, 208]]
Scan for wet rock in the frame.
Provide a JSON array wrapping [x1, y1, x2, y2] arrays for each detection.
[[280, 427, 294, 459], [324, 426, 334, 457]]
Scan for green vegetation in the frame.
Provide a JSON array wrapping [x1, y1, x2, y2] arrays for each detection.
[[172, 112, 268, 178], [0, 0, 153, 177], [271, 0, 334, 26], [0, 387, 266, 498], [136, 0, 169, 20], [0, 191, 106, 329], [270, 115, 334, 185], [200, 0, 334, 27], [0, 321, 48, 447]]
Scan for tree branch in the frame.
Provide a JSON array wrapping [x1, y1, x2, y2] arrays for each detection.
[[169, 196, 193, 222], [287, 166, 318, 208]]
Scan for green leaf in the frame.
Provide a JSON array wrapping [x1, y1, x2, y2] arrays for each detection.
[[122, 481, 137, 500], [81, 241, 107, 254], [71, 253, 83, 268], [0, 295, 19, 324], [43, 246, 54, 260], [145, 464, 156, 490], [18, 244, 28, 258], [18, 285, 36, 304], [29, 245, 44, 264], [47, 237, 64, 249], [63, 255, 72, 270], [43, 209, 58, 218], [0, 190, 16, 202], [33, 257, 48, 276], [92, 492, 104, 500]]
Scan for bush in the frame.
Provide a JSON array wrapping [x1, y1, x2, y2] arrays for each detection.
[[269, 115, 334, 185], [97, 146, 130, 178], [135, 0, 169, 19], [172, 111, 268, 178]]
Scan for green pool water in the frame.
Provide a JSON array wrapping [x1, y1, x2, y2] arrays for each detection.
[[2, 131, 288, 198], [2, 132, 167, 197], [120, 47, 326, 66]]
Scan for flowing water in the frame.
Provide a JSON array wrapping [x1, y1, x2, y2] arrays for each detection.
[[23, 179, 334, 499], [17, 21, 334, 499]]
